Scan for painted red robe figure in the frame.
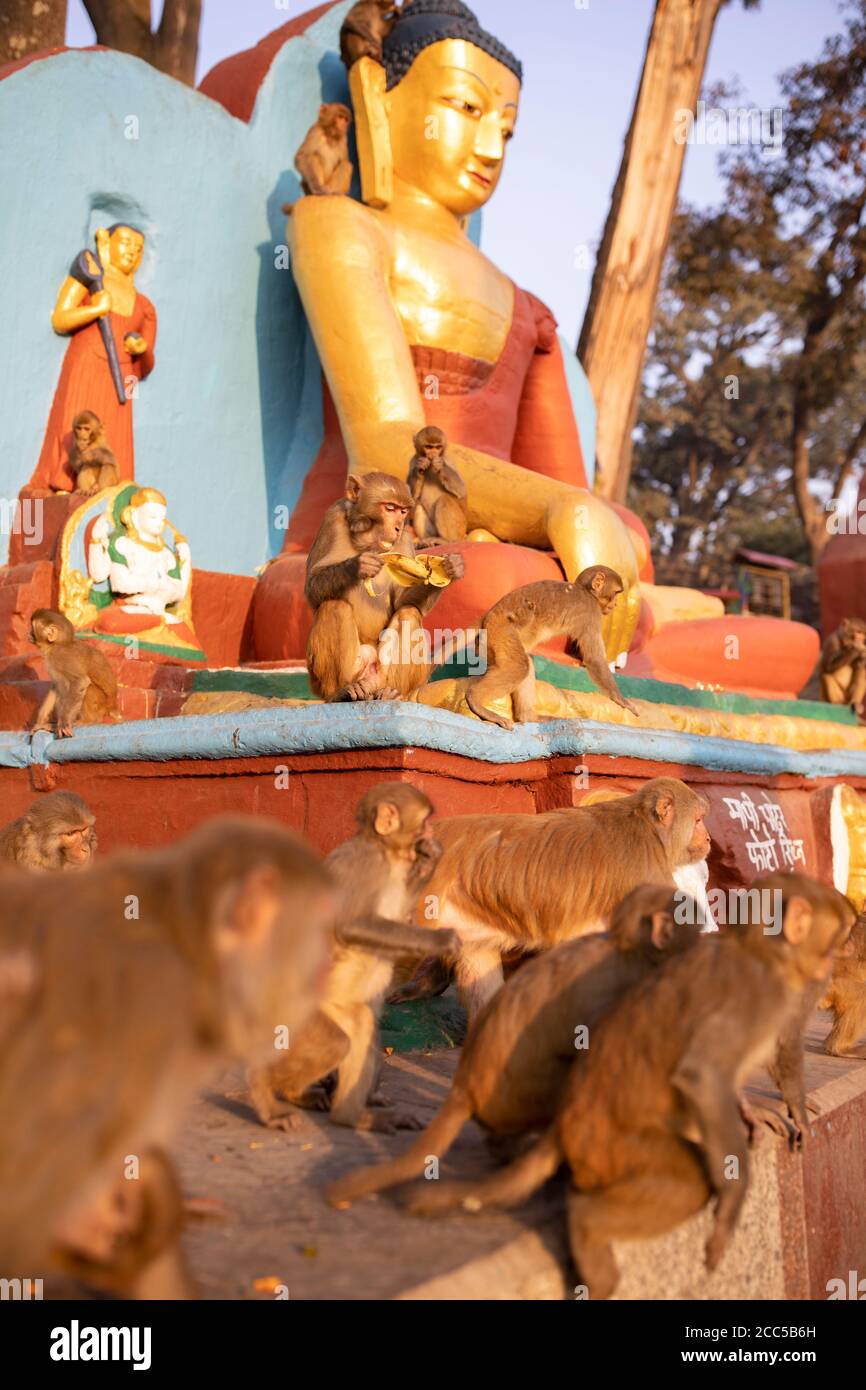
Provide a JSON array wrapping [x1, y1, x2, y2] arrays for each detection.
[[31, 225, 156, 493]]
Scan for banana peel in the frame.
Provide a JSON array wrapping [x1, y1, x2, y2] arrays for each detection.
[[364, 551, 453, 598]]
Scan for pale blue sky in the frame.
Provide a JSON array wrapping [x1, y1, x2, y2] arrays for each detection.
[[66, 0, 845, 343]]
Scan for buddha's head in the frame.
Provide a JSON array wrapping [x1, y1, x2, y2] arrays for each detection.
[[351, 0, 522, 216]]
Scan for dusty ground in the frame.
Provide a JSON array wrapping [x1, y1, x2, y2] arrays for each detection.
[[169, 1013, 866, 1301]]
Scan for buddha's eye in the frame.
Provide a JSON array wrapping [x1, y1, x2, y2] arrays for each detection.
[[444, 96, 482, 118]]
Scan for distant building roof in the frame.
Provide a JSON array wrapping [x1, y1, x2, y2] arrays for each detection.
[[735, 548, 800, 573]]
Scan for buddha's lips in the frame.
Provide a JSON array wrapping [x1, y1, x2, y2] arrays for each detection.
[[467, 169, 492, 188]]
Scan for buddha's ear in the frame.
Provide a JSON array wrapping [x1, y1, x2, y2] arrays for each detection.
[[350, 57, 393, 209]]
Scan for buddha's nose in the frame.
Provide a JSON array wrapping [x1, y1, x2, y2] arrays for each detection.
[[474, 113, 505, 164]]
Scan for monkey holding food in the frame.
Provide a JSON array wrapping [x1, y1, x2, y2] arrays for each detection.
[[820, 617, 866, 714], [30, 608, 118, 737], [402, 873, 853, 1300], [407, 426, 468, 544], [0, 817, 337, 1297], [291, 103, 353, 200], [339, 0, 401, 68], [249, 783, 459, 1133], [67, 411, 118, 494], [466, 569, 639, 730], [305, 471, 464, 701], [0, 791, 97, 870], [327, 884, 703, 1206]]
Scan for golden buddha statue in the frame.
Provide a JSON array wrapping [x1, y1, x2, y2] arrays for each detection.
[[286, 0, 641, 659]]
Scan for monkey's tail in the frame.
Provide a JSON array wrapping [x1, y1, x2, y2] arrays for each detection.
[[405, 1127, 563, 1216], [325, 1086, 473, 1206]]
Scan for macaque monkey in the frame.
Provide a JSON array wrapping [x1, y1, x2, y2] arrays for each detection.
[[820, 912, 866, 1057], [305, 472, 464, 701], [249, 784, 458, 1133], [327, 885, 702, 1206], [30, 608, 118, 737], [820, 618, 866, 714], [0, 817, 337, 1297], [292, 103, 353, 199], [68, 411, 118, 494], [0, 791, 97, 870], [416, 777, 710, 1018], [340, 0, 401, 68], [466, 569, 639, 730], [407, 426, 467, 544], [402, 873, 853, 1300]]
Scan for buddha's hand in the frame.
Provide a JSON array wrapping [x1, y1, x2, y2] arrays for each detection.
[[91, 514, 111, 545], [358, 551, 385, 578], [440, 554, 465, 582], [124, 334, 147, 356], [176, 541, 191, 567], [90, 290, 112, 318]]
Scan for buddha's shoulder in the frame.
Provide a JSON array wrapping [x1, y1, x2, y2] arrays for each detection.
[[289, 195, 388, 251]]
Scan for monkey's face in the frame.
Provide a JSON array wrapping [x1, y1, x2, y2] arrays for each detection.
[[74, 422, 97, 448], [422, 445, 444, 468], [388, 43, 520, 216], [31, 618, 58, 647], [785, 898, 855, 984], [374, 498, 412, 547], [59, 823, 97, 869], [684, 809, 711, 864]]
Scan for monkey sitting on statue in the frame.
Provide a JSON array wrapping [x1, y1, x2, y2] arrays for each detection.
[[340, 0, 401, 68], [30, 608, 118, 737], [820, 617, 866, 716], [407, 426, 468, 544], [68, 411, 118, 495], [288, 103, 353, 205], [305, 472, 464, 701]]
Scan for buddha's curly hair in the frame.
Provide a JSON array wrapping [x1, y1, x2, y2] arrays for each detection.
[[382, 0, 522, 91]]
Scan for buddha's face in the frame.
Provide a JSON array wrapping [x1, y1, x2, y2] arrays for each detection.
[[387, 40, 520, 217], [133, 501, 167, 542], [109, 226, 145, 275]]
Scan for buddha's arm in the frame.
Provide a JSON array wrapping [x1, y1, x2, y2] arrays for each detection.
[[51, 278, 106, 335], [290, 199, 639, 655]]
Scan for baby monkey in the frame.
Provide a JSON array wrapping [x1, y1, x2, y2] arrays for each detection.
[[30, 608, 118, 737], [68, 411, 118, 495], [467, 568, 639, 728], [407, 426, 468, 544]]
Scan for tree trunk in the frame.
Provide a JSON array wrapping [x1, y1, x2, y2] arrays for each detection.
[[578, 0, 725, 502], [791, 385, 826, 564], [82, 0, 201, 85], [0, 0, 67, 65]]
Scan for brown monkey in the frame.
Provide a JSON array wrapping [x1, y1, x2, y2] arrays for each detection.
[[820, 618, 866, 713], [340, 0, 400, 68], [820, 912, 866, 1056], [0, 817, 336, 1297], [0, 791, 97, 870], [249, 784, 458, 1132], [404, 873, 853, 1300], [30, 608, 118, 737], [407, 426, 467, 544], [293, 103, 353, 199], [416, 777, 710, 1018], [305, 472, 464, 701], [466, 570, 638, 730], [68, 411, 118, 494], [326, 885, 702, 1206]]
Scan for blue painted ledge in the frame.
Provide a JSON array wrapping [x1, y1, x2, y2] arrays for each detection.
[[1, 704, 866, 780]]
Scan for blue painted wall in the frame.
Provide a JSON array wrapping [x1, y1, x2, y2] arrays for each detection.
[[0, 2, 595, 576]]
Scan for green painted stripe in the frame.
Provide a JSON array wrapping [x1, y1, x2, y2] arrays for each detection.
[[78, 631, 207, 663], [186, 655, 852, 726]]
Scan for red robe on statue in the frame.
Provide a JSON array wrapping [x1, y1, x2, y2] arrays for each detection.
[[30, 293, 157, 492]]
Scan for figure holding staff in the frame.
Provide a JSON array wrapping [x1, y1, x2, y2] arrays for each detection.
[[31, 224, 157, 493]]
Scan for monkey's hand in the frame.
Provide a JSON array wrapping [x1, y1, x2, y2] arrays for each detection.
[[440, 554, 465, 582], [614, 694, 640, 718], [56, 724, 75, 739], [358, 551, 385, 579]]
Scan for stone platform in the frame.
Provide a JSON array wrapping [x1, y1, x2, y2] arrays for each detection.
[[142, 1013, 866, 1300]]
